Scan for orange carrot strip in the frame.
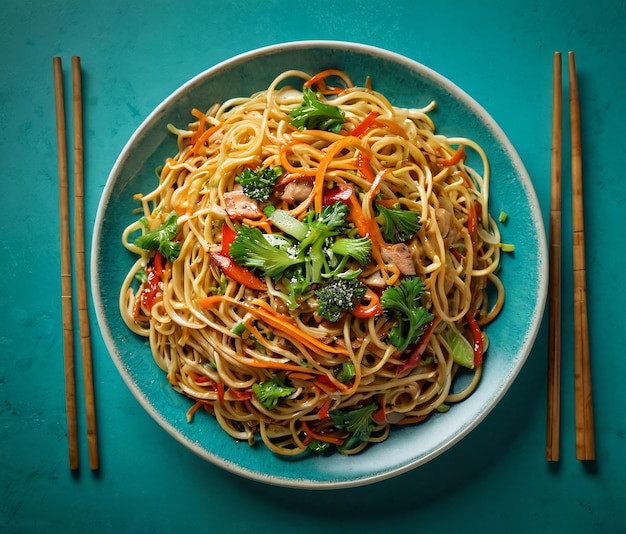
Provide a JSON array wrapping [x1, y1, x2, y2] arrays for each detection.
[[313, 136, 358, 213], [189, 108, 207, 146], [395, 415, 428, 425], [356, 151, 376, 183], [251, 299, 350, 356], [199, 295, 349, 356], [351, 111, 380, 138], [242, 216, 273, 234], [312, 378, 343, 395], [189, 123, 221, 156], [376, 117, 408, 138], [303, 69, 354, 93], [441, 145, 466, 166], [287, 372, 317, 381], [279, 140, 317, 176], [301, 420, 345, 446]]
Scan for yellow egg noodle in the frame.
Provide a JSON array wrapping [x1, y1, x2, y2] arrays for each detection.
[[119, 69, 505, 456]]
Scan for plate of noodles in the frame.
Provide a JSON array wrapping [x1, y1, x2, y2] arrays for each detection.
[[92, 41, 547, 488]]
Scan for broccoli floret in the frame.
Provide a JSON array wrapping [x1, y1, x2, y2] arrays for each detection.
[[380, 276, 434, 352], [330, 236, 372, 266], [235, 165, 283, 202], [289, 88, 345, 133], [315, 277, 367, 322], [377, 203, 421, 243], [300, 201, 351, 283], [252, 375, 295, 410], [134, 212, 182, 262], [229, 224, 303, 280]]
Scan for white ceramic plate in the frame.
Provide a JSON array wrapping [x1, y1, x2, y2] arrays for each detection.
[[92, 41, 548, 489]]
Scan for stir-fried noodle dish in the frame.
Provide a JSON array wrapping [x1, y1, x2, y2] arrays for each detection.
[[120, 69, 507, 456]]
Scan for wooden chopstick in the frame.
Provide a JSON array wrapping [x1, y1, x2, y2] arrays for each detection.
[[546, 51, 562, 462], [568, 51, 595, 461], [72, 56, 99, 470], [53, 56, 79, 471], [53, 56, 99, 471]]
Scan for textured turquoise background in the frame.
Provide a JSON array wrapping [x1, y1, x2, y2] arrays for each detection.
[[1, 1, 624, 532]]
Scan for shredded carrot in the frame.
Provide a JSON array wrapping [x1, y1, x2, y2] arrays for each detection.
[[242, 216, 273, 234], [301, 420, 345, 446], [186, 400, 210, 422], [351, 111, 381, 138], [395, 415, 428, 425], [198, 294, 350, 356], [251, 299, 350, 356], [279, 140, 317, 176], [356, 151, 376, 183], [289, 135, 358, 217], [375, 117, 408, 138], [197, 294, 230, 309], [189, 123, 221, 157], [348, 193, 394, 283], [441, 144, 466, 166], [348, 193, 384, 250], [303, 69, 354, 94], [189, 108, 207, 147], [287, 372, 316, 382]]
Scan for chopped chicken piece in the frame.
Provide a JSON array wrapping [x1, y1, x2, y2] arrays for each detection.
[[223, 190, 262, 220], [279, 180, 313, 203], [381, 243, 417, 275]]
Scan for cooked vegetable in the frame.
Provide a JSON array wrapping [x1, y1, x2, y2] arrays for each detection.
[[289, 88, 345, 133], [330, 236, 372, 266], [229, 224, 302, 280], [252, 375, 296, 410], [442, 325, 475, 369], [376, 203, 421, 243], [315, 277, 367, 322], [381, 277, 434, 352], [134, 212, 181, 262], [329, 404, 378, 449], [235, 165, 283, 202]]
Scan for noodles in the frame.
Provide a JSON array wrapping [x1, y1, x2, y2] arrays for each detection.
[[119, 69, 505, 456]]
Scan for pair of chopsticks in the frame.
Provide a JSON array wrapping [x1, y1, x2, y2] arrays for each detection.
[[546, 51, 595, 462], [53, 56, 99, 471]]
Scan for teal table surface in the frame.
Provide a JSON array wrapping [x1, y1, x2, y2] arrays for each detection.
[[1, 1, 624, 532]]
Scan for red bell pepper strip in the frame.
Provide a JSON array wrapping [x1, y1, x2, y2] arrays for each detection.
[[209, 251, 267, 291], [466, 313, 484, 368], [397, 317, 441, 374], [221, 221, 237, 253], [351, 111, 380, 137], [351, 288, 382, 318], [322, 185, 353, 206], [317, 397, 333, 420]]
